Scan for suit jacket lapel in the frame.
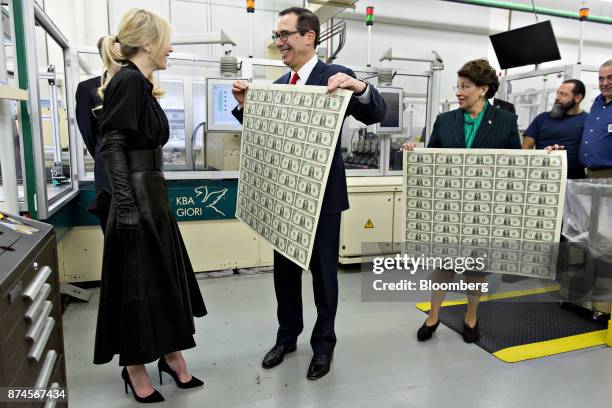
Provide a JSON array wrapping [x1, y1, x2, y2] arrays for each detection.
[[454, 109, 466, 147], [276, 72, 291, 85], [305, 60, 326, 86], [472, 105, 495, 148]]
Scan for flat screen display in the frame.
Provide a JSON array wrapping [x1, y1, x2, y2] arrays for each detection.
[[490, 21, 561, 69], [207, 79, 242, 131], [376, 87, 403, 133]]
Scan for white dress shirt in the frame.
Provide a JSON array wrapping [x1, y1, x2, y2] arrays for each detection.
[[238, 54, 371, 109], [290, 54, 371, 103]]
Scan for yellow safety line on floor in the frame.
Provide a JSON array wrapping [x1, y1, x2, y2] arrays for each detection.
[[492, 330, 608, 363], [415, 285, 560, 312], [608, 304, 612, 347]]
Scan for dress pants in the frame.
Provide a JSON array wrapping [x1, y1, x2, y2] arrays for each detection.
[[567, 166, 586, 180], [273, 213, 341, 355]]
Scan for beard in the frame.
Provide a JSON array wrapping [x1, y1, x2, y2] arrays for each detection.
[[549, 99, 576, 118]]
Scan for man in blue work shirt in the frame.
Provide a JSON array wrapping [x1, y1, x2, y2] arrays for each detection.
[[523, 79, 588, 179], [579, 59, 612, 179]]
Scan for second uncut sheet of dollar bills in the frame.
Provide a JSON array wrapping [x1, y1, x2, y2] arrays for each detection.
[[403, 149, 567, 279], [236, 84, 352, 270]]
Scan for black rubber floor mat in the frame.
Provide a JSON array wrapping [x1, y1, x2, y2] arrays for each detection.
[[418, 291, 608, 362]]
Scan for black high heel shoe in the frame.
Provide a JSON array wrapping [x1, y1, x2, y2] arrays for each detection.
[[121, 367, 164, 403], [462, 321, 480, 343], [158, 357, 204, 389], [417, 319, 440, 341]]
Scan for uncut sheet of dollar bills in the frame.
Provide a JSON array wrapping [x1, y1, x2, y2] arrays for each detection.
[[236, 84, 352, 270], [403, 149, 568, 279]]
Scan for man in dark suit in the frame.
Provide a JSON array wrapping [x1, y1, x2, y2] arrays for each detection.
[[232, 7, 386, 380], [75, 37, 115, 232], [493, 97, 516, 114]]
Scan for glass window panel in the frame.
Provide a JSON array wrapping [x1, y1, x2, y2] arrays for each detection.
[[507, 72, 564, 132], [388, 74, 429, 173], [0, 6, 26, 207], [34, 23, 73, 203], [341, 69, 382, 173], [193, 77, 243, 173], [192, 81, 207, 170], [200, 78, 241, 172], [158, 79, 186, 168], [341, 118, 380, 172], [0, 101, 26, 207], [158, 57, 224, 171], [340, 72, 429, 174]]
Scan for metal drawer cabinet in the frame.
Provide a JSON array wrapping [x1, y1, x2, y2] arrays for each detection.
[[0, 215, 67, 407]]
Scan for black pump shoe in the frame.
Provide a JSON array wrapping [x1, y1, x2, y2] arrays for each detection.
[[158, 357, 204, 389], [462, 321, 480, 343], [417, 320, 440, 341], [121, 367, 164, 403]]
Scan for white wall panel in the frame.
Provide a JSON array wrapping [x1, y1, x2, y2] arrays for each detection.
[[34, 0, 611, 103]]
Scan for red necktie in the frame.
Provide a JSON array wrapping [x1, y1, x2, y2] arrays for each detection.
[[289, 72, 299, 85]]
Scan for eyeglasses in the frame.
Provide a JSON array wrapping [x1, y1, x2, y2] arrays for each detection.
[[453, 83, 475, 92], [271, 30, 300, 42]]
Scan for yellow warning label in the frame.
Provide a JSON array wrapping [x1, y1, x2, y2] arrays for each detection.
[[364, 219, 374, 229]]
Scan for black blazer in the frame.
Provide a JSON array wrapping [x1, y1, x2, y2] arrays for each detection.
[[428, 105, 520, 149], [76, 76, 102, 157], [492, 98, 516, 114], [75, 75, 111, 193], [233, 59, 387, 214]]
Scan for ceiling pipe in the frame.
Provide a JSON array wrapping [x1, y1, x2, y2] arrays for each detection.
[[443, 0, 612, 25]]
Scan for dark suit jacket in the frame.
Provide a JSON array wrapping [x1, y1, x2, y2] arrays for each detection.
[[75, 75, 111, 193], [428, 105, 520, 149], [233, 59, 387, 214], [493, 98, 516, 114]]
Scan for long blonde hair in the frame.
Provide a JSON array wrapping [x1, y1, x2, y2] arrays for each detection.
[[98, 8, 171, 99]]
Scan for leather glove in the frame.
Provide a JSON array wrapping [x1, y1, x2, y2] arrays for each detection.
[[87, 189, 112, 220], [101, 130, 141, 244]]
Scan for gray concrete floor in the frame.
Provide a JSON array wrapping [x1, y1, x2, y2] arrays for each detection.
[[63, 269, 612, 407]]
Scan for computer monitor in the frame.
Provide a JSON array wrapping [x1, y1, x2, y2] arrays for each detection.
[[206, 78, 243, 132], [376, 87, 403, 133], [490, 21, 561, 70]]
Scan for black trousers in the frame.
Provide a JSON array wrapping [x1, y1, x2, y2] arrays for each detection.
[[568, 166, 586, 180], [273, 213, 341, 355]]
